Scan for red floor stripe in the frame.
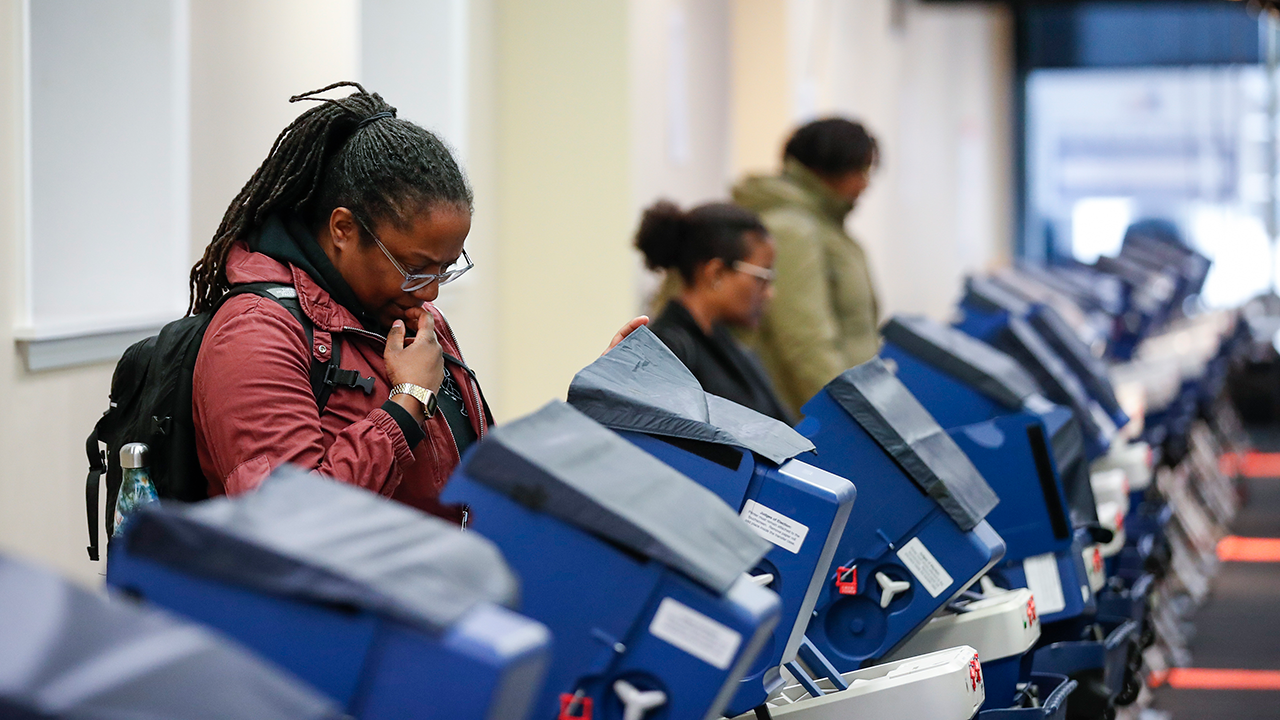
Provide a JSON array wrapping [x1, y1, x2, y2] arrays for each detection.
[[1166, 668, 1280, 690], [1217, 536, 1280, 563], [1234, 452, 1280, 478]]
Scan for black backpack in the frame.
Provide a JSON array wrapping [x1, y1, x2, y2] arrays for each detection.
[[84, 283, 374, 561]]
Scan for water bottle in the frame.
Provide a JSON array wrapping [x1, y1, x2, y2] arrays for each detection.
[[113, 442, 159, 537]]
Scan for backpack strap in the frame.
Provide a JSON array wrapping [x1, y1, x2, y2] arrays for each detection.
[[222, 284, 334, 413], [223, 283, 371, 412], [84, 414, 108, 560], [444, 352, 495, 429], [85, 283, 362, 561]]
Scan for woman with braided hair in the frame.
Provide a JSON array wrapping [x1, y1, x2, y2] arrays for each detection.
[[191, 82, 643, 521]]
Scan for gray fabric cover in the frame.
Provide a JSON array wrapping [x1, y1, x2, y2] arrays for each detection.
[[462, 400, 772, 594], [125, 467, 518, 633], [996, 317, 1106, 440], [0, 554, 342, 720], [881, 315, 1040, 410], [963, 276, 1101, 427], [965, 276, 1032, 316], [566, 326, 814, 464], [1026, 304, 1124, 419], [823, 359, 999, 531]]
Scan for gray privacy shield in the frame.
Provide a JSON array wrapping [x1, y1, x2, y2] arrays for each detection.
[[881, 315, 1040, 410], [462, 400, 772, 594], [823, 358, 999, 531], [0, 554, 342, 720], [997, 316, 1108, 440], [125, 466, 518, 633], [965, 275, 1033, 316], [566, 325, 814, 464], [1027, 304, 1124, 419]]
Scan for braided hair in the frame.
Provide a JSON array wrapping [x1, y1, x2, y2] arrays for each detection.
[[188, 81, 473, 314]]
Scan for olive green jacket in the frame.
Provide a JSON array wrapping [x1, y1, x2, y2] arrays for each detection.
[[732, 159, 881, 415]]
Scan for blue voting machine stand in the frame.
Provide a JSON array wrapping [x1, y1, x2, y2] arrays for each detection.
[[565, 327, 857, 715], [441, 401, 782, 720], [880, 314, 1101, 624], [107, 468, 550, 720], [795, 358, 1006, 670]]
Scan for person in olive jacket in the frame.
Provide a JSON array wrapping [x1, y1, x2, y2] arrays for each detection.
[[732, 118, 881, 415]]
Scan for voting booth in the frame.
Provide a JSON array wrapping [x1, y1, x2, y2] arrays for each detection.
[[1, 553, 343, 720], [795, 358, 1006, 670], [107, 468, 550, 720], [566, 327, 856, 716], [441, 401, 783, 720]]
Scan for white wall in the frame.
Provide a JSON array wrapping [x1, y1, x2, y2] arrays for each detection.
[[0, 0, 360, 586], [25, 0, 189, 340], [630, 0, 734, 211], [360, 0, 500, 401], [629, 0, 734, 300], [0, 0, 115, 585], [188, 0, 359, 261]]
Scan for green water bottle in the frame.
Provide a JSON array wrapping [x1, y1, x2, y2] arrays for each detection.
[[113, 442, 159, 537]]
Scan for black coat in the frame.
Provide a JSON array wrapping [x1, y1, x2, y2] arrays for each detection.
[[649, 300, 796, 424]]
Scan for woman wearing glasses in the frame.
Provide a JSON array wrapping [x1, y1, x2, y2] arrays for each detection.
[[636, 200, 794, 424], [189, 83, 643, 522]]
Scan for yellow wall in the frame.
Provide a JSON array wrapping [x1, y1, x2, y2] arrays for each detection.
[[730, 0, 790, 177], [490, 0, 633, 420]]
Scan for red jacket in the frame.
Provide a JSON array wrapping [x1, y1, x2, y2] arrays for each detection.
[[192, 242, 487, 522]]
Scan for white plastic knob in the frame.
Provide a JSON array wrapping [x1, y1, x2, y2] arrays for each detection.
[[613, 679, 667, 720], [876, 572, 911, 608]]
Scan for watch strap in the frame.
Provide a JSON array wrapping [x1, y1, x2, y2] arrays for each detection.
[[390, 383, 438, 419]]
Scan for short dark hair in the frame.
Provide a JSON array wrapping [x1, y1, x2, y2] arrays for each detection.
[[784, 118, 879, 176], [635, 201, 767, 285], [189, 81, 472, 314]]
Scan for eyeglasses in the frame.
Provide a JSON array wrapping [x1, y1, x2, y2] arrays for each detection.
[[357, 216, 474, 292], [732, 260, 775, 285]]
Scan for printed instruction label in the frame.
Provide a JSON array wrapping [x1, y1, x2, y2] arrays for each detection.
[[739, 500, 809, 554], [1022, 552, 1066, 615], [649, 597, 742, 670], [897, 537, 954, 597]]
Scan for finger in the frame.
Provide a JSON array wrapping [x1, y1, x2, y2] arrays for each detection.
[[622, 315, 650, 334], [417, 311, 440, 348], [403, 305, 427, 325], [386, 319, 406, 353], [605, 315, 650, 354]]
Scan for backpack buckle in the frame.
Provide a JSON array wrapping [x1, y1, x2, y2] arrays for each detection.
[[323, 364, 375, 395]]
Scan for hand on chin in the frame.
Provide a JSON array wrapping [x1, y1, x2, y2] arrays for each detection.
[[389, 304, 427, 337]]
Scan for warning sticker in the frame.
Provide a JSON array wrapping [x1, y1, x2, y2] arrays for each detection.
[[1082, 546, 1106, 592], [649, 597, 743, 670], [740, 500, 809, 554], [1023, 552, 1066, 615], [897, 537, 955, 597]]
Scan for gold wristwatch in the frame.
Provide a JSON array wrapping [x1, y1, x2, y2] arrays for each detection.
[[390, 383, 438, 419]]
